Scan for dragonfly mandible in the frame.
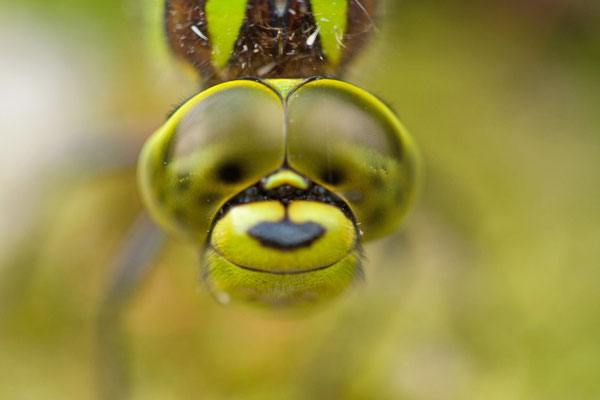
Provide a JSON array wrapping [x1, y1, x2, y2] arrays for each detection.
[[136, 0, 420, 308]]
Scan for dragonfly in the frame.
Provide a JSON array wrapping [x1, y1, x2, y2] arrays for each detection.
[[95, 0, 420, 397], [136, 0, 420, 308], [100, 0, 419, 312]]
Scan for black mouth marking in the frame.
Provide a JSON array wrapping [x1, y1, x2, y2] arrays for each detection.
[[248, 220, 325, 250], [213, 181, 356, 227]]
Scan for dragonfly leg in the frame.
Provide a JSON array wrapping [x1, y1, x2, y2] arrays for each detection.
[[96, 212, 166, 400]]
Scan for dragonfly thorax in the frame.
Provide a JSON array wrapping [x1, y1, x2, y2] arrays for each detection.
[[166, 0, 378, 85]]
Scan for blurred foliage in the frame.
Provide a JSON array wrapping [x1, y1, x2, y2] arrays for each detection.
[[1, 0, 599, 399]]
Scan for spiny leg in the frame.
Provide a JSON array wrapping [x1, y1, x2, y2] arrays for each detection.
[[96, 212, 166, 400]]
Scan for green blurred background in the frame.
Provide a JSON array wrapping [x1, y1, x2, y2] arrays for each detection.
[[1, 0, 599, 399]]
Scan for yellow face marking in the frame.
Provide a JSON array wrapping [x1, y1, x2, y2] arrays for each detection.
[[203, 247, 362, 308], [210, 201, 356, 273], [262, 170, 309, 190]]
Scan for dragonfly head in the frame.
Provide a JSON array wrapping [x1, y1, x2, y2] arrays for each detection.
[[138, 78, 419, 307]]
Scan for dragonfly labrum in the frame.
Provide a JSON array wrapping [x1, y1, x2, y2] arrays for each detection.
[[138, 0, 420, 307]]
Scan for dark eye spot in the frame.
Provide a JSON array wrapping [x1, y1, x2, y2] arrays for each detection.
[[321, 166, 345, 186], [216, 160, 245, 183]]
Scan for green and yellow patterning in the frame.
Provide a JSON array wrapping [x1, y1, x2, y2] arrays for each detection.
[[138, 0, 420, 307], [166, 0, 377, 84]]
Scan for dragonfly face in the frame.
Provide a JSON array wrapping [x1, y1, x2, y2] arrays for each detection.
[[139, 78, 419, 307]]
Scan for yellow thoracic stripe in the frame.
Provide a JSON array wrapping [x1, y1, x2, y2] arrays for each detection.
[[206, 0, 248, 68], [310, 0, 348, 65]]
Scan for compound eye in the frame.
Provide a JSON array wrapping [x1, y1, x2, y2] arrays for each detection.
[[287, 79, 420, 240], [139, 80, 285, 242]]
